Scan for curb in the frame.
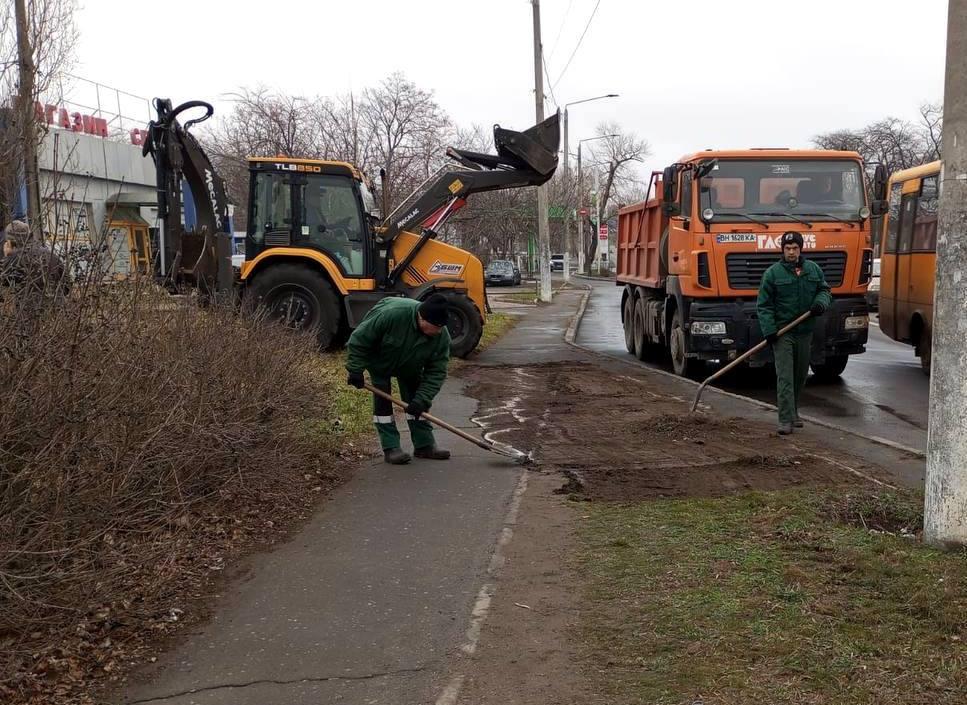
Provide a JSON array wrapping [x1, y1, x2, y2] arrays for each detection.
[[564, 285, 592, 344], [563, 284, 927, 460]]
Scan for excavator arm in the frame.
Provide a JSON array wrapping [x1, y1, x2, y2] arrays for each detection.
[[142, 99, 233, 296], [380, 111, 560, 287]]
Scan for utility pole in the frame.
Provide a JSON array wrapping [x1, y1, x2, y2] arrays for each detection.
[[577, 142, 584, 275], [531, 0, 552, 302], [925, 0, 967, 547], [14, 0, 42, 237], [562, 109, 570, 282]]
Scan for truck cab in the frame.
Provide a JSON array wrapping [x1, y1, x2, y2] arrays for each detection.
[[618, 150, 876, 379]]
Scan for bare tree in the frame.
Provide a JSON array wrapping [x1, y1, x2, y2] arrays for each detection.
[[0, 0, 79, 226], [582, 122, 649, 272], [813, 103, 944, 187], [360, 72, 450, 210]]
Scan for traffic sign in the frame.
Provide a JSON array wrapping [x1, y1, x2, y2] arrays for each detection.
[[599, 224, 608, 240], [578, 208, 588, 216]]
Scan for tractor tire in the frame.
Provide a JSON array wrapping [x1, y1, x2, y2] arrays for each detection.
[[623, 295, 636, 354], [247, 264, 342, 350], [810, 354, 849, 382], [440, 292, 484, 359]]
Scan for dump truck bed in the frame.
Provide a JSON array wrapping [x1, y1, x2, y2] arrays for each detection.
[[616, 184, 666, 289]]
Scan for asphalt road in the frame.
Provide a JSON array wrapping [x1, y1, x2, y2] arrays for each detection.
[[576, 278, 930, 452]]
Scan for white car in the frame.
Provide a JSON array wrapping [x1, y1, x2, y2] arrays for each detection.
[[866, 257, 880, 310]]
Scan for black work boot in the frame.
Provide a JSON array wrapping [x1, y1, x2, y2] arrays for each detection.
[[777, 422, 793, 436], [414, 445, 451, 460], [384, 448, 412, 465], [793, 415, 804, 428]]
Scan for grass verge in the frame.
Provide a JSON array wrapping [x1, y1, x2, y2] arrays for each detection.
[[491, 291, 538, 305], [477, 311, 518, 352], [579, 488, 967, 704]]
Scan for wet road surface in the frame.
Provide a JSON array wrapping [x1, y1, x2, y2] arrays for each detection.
[[575, 278, 929, 452]]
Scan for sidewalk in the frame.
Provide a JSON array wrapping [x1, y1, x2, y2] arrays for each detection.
[[118, 381, 525, 704]]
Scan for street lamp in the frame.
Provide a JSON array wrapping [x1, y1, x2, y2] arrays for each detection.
[[577, 133, 619, 275], [562, 94, 618, 279]]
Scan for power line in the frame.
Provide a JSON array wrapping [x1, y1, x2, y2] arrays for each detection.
[[547, 0, 575, 62], [542, 52, 558, 109], [552, 0, 602, 90]]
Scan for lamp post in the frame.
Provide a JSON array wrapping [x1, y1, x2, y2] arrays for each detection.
[[563, 94, 617, 279], [577, 134, 618, 275]]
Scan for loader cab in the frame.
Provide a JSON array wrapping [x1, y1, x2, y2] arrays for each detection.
[[246, 158, 378, 278]]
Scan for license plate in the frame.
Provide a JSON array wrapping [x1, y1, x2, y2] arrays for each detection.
[[716, 233, 756, 243]]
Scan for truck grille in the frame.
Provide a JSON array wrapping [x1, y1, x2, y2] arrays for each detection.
[[725, 252, 847, 290]]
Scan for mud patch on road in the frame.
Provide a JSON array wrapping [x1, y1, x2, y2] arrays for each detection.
[[461, 361, 886, 501]]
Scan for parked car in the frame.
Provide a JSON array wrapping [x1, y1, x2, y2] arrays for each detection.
[[485, 259, 521, 286], [550, 253, 565, 272], [866, 257, 880, 310]]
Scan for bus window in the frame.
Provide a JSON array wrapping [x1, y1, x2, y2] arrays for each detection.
[[913, 175, 939, 252], [897, 194, 916, 254], [884, 182, 902, 253]]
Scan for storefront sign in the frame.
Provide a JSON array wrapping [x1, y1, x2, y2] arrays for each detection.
[[34, 102, 109, 138]]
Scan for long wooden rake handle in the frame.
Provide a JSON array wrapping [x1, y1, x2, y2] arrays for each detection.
[[690, 311, 813, 412], [363, 382, 516, 457]]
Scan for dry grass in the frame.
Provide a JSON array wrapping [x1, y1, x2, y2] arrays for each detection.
[[579, 488, 967, 704], [0, 276, 346, 702]]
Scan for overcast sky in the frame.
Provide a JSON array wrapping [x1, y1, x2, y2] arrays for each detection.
[[71, 0, 948, 182]]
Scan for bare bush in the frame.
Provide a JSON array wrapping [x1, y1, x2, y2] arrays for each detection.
[[0, 270, 335, 697]]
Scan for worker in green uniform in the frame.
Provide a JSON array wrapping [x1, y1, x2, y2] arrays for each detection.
[[346, 294, 452, 464], [756, 232, 832, 435]]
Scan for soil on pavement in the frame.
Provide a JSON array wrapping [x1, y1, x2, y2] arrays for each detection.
[[463, 361, 885, 502]]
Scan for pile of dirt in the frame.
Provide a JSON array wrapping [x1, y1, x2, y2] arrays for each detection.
[[461, 362, 887, 502]]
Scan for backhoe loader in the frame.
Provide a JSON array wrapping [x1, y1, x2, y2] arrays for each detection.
[[142, 99, 560, 357]]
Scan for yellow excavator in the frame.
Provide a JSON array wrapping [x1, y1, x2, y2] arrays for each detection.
[[142, 99, 560, 357]]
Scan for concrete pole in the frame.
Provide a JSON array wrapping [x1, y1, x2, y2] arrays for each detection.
[[925, 0, 967, 548], [593, 170, 601, 274], [577, 143, 585, 274], [532, 0, 552, 302], [562, 108, 571, 282], [14, 0, 42, 238]]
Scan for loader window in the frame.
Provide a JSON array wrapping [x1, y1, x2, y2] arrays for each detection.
[[251, 172, 293, 244], [299, 174, 365, 275]]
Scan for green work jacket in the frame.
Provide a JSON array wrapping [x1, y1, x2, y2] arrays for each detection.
[[756, 257, 833, 337], [346, 297, 451, 407]]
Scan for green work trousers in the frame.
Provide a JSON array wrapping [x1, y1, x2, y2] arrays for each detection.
[[773, 332, 812, 425], [371, 375, 436, 451]]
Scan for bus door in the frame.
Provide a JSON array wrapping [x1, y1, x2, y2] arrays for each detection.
[[892, 185, 918, 342]]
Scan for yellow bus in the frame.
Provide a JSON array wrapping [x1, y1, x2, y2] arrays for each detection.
[[878, 160, 940, 375]]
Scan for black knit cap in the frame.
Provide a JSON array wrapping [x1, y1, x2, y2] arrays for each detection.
[[781, 231, 804, 249], [419, 294, 449, 327]]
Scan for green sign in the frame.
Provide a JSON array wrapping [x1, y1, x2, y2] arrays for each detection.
[[548, 205, 566, 220]]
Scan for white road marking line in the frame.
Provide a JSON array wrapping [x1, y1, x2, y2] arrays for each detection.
[[434, 674, 465, 705]]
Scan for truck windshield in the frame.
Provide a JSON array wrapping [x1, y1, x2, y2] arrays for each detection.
[[699, 160, 866, 222]]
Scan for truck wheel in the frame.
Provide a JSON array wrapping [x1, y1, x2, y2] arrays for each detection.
[[441, 293, 483, 359], [669, 308, 692, 376], [247, 264, 341, 350], [623, 296, 636, 354], [918, 330, 932, 376], [810, 355, 849, 381]]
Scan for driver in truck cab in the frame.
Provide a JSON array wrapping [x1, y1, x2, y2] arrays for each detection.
[[756, 231, 832, 436]]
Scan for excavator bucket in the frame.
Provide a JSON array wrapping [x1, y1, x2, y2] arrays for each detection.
[[385, 111, 561, 242], [494, 112, 560, 178]]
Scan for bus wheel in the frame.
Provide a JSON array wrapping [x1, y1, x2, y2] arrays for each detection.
[[810, 355, 849, 381], [248, 264, 342, 350], [669, 308, 692, 376], [441, 293, 483, 359], [623, 296, 636, 354], [918, 330, 932, 376]]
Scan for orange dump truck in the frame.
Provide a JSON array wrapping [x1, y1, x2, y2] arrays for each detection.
[[617, 150, 882, 380]]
